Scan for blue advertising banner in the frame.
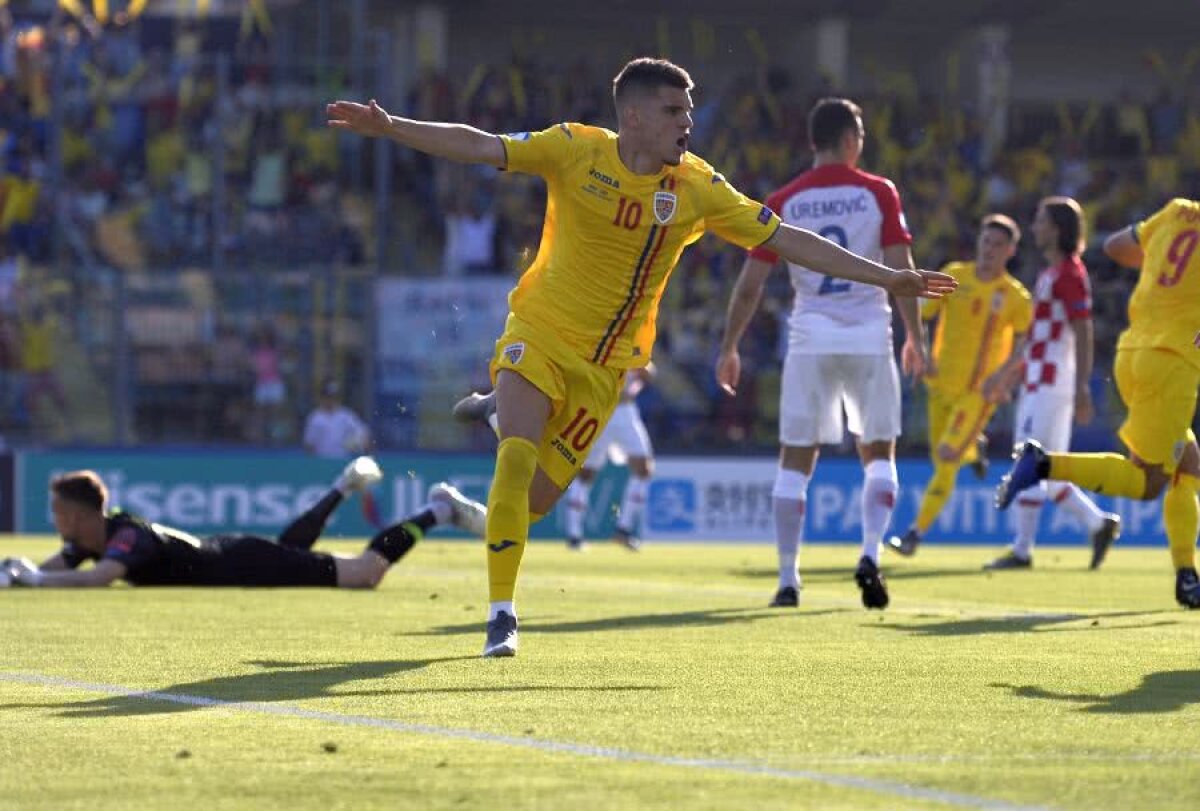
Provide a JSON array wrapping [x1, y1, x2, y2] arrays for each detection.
[[15, 451, 1167, 546], [16, 451, 504, 539], [642, 458, 1165, 546]]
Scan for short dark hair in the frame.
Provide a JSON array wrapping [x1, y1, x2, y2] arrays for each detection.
[[808, 97, 863, 152], [1040, 196, 1086, 255], [612, 58, 693, 108], [981, 213, 1021, 244], [51, 470, 108, 512]]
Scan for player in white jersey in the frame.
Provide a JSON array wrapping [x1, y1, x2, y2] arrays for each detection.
[[985, 197, 1120, 569], [563, 366, 655, 550], [716, 98, 928, 610]]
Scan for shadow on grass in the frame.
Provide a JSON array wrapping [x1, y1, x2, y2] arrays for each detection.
[[875, 610, 1176, 637], [35, 658, 471, 718], [731, 566, 983, 582], [403, 607, 850, 638], [0, 658, 662, 718], [995, 669, 1200, 714]]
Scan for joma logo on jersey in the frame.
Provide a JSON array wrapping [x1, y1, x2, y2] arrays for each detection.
[[653, 191, 677, 224], [588, 168, 620, 189], [502, 342, 524, 365]]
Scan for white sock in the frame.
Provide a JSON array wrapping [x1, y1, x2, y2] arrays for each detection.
[[1013, 485, 1045, 558], [773, 467, 809, 589], [487, 412, 500, 436], [617, 475, 649, 534], [1048, 482, 1106, 533], [565, 478, 591, 540], [861, 458, 898, 564], [489, 600, 515, 620], [428, 499, 452, 525]]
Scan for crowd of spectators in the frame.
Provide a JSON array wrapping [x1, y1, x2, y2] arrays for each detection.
[[0, 9, 373, 446], [400, 55, 1200, 453], [3, 8, 1198, 453]]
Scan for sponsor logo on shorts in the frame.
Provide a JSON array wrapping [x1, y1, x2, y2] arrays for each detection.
[[757, 206, 773, 225], [502, 342, 525, 365], [653, 191, 677, 224], [507, 131, 531, 141], [550, 437, 578, 466]]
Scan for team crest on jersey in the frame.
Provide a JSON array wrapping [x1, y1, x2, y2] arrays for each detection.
[[504, 343, 528, 364], [502, 342, 525, 365], [991, 290, 1006, 312], [653, 191, 677, 224]]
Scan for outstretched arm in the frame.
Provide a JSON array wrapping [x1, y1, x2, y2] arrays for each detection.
[[6, 557, 125, 588], [326, 99, 506, 167], [762, 224, 956, 299], [715, 256, 774, 396]]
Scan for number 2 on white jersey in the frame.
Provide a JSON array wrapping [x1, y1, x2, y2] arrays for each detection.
[[816, 225, 851, 295]]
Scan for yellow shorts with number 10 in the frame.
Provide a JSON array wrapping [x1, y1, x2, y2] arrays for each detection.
[[489, 315, 625, 489], [1114, 347, 1200, 472]]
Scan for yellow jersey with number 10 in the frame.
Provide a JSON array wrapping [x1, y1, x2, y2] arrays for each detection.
[[499, 123, 781, 369], [1119, 198, 1200, 369], [921, 261, 1033, 395]]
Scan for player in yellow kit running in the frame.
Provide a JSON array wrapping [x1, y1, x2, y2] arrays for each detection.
[[997, 198, 1200, 607], [887, 215, 1032, 556], [328, 58, 957, 656]]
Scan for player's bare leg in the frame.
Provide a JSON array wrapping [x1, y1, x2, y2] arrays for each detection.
[[769, 445, 817, 608]]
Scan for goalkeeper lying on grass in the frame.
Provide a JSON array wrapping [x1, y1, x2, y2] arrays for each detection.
[[1, 459, 485, 589]]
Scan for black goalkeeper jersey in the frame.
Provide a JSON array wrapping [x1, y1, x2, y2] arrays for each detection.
[[58, 511, 338, 587], [59, 511, 234, 585]]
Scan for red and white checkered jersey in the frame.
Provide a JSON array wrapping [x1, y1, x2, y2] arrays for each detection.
[[751, 164, 911, 354], [1022, 256, 1092, 395]]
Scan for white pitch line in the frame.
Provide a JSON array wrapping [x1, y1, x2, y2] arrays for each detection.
[[0, 671, 1046, 811]]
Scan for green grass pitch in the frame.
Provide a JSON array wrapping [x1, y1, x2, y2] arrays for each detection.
[[2, 535, 1199, 810]]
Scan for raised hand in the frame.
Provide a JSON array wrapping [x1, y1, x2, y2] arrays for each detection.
[[887, 269, 957, 300], [326, 99, 393, 139]]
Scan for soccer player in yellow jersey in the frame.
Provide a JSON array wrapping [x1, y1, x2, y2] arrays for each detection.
[[997, 198, 1200, 608], [886, 216, 1032, 557], [328, 58, 957, 656]]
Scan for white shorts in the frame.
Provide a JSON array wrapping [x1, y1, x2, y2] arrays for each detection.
[[1014, 390, 1074, 452], [780, 352, 901, 446], [582, 402, 653, 470]]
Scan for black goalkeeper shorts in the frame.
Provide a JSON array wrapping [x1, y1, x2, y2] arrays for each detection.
[[197, 535, 339, 587]]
